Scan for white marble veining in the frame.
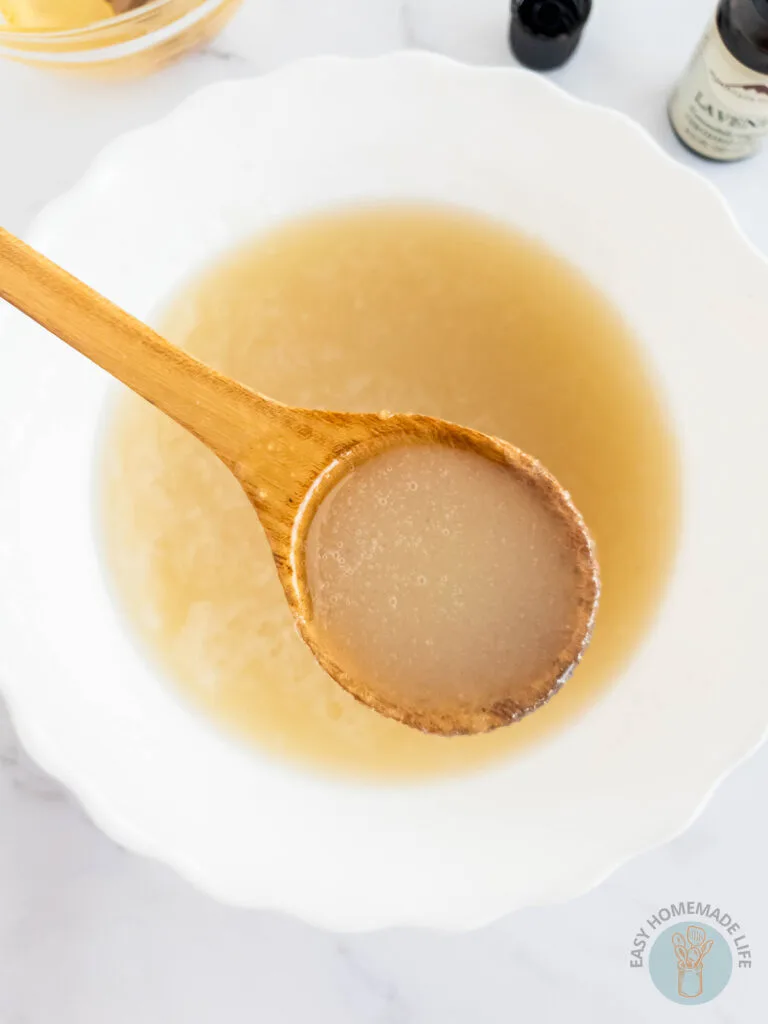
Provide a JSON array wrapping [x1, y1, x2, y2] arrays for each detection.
[[0, 0, 766, 1020]]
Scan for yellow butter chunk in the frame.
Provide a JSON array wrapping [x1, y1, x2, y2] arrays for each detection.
[[0, 0, 114, 29]]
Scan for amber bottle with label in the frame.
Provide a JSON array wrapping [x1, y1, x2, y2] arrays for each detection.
[[669, 0, 768, 161]]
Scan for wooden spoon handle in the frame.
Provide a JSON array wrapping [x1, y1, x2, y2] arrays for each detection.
[[0, 227, 268, 469]]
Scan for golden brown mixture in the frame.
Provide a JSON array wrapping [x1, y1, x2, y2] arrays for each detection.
[[102, 204, 678, 780]]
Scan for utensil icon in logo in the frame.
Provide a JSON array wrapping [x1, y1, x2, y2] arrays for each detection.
[[672, 926, 715, 998]]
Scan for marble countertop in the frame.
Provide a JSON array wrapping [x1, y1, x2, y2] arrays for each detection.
[[0, 1, 765, 1020]]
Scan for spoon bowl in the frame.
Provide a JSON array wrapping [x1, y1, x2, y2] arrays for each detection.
[[289, 415, 599, 735]]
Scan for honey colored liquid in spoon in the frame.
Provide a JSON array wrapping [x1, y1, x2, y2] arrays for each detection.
[[306, 444, 590, 726]]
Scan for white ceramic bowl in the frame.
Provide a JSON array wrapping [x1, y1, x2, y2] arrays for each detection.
[[2, 54, 768, 932]]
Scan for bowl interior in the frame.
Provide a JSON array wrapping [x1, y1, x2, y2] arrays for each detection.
[[1, 56, 768, 929]]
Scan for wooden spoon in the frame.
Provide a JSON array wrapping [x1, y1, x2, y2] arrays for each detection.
[[0, 227, 599, 735]]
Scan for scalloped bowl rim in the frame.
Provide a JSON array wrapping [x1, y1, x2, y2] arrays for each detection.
[[1, 54, 767, 931]]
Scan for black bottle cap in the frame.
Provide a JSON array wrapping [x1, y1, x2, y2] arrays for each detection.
[[510, 0, 592, 71]]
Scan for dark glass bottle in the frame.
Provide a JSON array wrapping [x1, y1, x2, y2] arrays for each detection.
[[669, 0, 768, 161], [509, 0, 592, 71]]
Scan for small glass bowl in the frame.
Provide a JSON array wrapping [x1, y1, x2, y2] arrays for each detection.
[[0, 0, 242, 76]]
